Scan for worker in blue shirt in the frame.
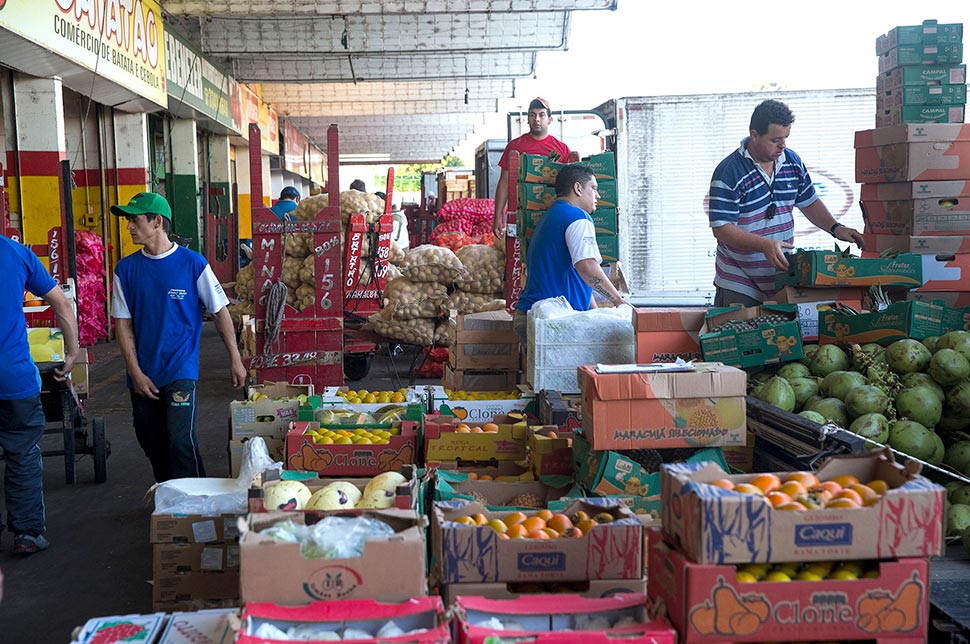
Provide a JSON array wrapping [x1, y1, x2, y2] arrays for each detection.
[[271, 186, 301, 221]]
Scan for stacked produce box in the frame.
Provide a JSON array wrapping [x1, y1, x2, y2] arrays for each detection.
[[649, 450, 945, 642], [437, 169, 475, 205], [227, 382, 313, 476], [445, 310, 520, 391]]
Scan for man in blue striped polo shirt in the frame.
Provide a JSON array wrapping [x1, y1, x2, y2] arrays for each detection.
[[708, 100, 863, 306]]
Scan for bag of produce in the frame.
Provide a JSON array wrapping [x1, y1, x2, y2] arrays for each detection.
[[456, 244, 505, 293], [383, 277, 448, 320], [291, 194, 329, 222], [447, 290, 506, 315], [367, 308, 435, 346], [400, 244, 466, 285]]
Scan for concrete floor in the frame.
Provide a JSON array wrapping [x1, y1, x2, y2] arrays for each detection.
[[0, 324, 432, 643]]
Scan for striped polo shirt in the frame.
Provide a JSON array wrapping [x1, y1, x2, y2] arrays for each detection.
[[708, 139, 818, 301]]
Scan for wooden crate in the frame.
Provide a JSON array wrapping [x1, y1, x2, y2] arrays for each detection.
[[442, 364, 519, 391], [447, 311, 519, 370]]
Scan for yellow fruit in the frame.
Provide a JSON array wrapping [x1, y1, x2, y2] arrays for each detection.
[[391, 393, 406, 402], [828, 569, 858, 581], [335, 437, 353, 444], [736, 571, 758, 583], [796, 570, 824, 581], [764, 571, 791, 582]]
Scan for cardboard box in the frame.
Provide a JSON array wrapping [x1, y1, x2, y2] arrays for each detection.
[[434, 471, 577, 510], [442, 365, 520, 392], [877, 83, 968, 109], [230, 383, 314, 440], [229, 437, 285, 478], [239, 509, 428, 604], [536, 390, 581, 429], [150, 514, 242, 544], [649, 533, 930, 644], [26, 326, 65, 363], [876, 20, 964, 55], [919, 252, 970, 291], [818, 299, 967, 345], [527, 425, 576, 477], [597, 231, 619, 262], [151, 599, 240, 614], [424, 413, 528, 464], [876, 63, 968, 92], [577, 363, 748, 451], [699, 304, 804, 368], [583, 152, 617, 180], [153, 543, 239, 575], [73, 613, 168, 644], [429, 385, 534, 422], [860, 179, 970, 201], [854, 123, 970, 183], [595, 179, 618, 208], [519, 154, 567, 185], [634, 307, 706, 363], [433, 460, 535, 481], [432, 499, 643, 584], [249, 466, 420, 513], [518, 183, 558, 211], [68, 348, 90, 396], [310, 387, 425, 416], [455, 593, 676, 644], [157, 609, 237, 644], [878, 42, 964, 73], [779, 249, 923, 288], [660, 450, 946, 564], [774, 286, 865, 342], [861, 196, 970, 236], [153, 570, 240, 604], [910, 234, 970, 253], [908, 290, 970, 308], [284, 419, 419, 476], [591, 206, 618, 235], [876, 104, 967, 128], [236, 598, 449, 644], [441, 577, 647, 606]]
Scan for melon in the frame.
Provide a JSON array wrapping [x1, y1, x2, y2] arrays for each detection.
[[362, 471, 407, 499], [262, 480, 312, 511], [305, 481, 361, 511]]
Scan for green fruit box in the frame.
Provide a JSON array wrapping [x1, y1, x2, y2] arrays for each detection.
[[284, 419, 419, 477], [582, 152, 617, 180], [699, 304, 804, 369], [660, 449, 945, 565], [423, 413, 529, 465], [431, 498, 643, 584], [248, 465, 421, 513], [518, 183, 558, 211], [648, 529, 930, 644], [876, 20, 964, 55], [818, 299, 970, 345], [519, 154, 567, 185], [777, 249, 923, 288]]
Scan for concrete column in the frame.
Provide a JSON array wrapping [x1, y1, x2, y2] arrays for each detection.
[[111, 112, 151, 259], [63, 91, 102, 234], [261, 155, 271, 207], [13, 74, 66, 248], [170, 119, 201, 251], [209, 134, 232, 221], [234, 143, 252, 239]]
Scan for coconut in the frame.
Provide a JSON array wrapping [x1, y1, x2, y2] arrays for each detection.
[[951, 485, 970, 506], [263, 480, 312, 511], [820, 370, 868, 401], [922, 336, 939, 353], [947, 504, 970, 537], [853, 343, 885, 371], [849, 413, 890, 443], [810, 344, 849, 378], [804, 397, 849, 428], [799, 343, 819, 367], [936, 330, 970, 362], [945, 381, 970, 417], [845, 385, 890, 419], [938, 412, 970, 433], [899, 372, 945, 402], [884, 338, 932, 374], [798, 410, 826, 424], [929, 431, 945, 465], [777, 362, 811, 381], [929, 349, 970, 386], [887, 420, 937, 461], [760, 376, 796, 412], [944, 441, 970, 476], [895, 387, 943, 429], [789, 377, 820, 409]]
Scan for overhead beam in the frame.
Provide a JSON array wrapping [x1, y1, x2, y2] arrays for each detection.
[[162, 0, 617, 16], [259, 79, 515, 104], [289, 114, 486, 129], [275, 99, 499, 117]]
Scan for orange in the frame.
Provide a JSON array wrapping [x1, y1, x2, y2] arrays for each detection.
[[571, 510, 591, 524], [560, 527, 584, 538], [535, 509, 554, 521], [827, 474, 859, 488], [765, 491, 793, 508], [710, 478, 735, 490], [466, 472, 479, 480], [503, 511, 528, 526], [546, 514, 573, 534], [865, 479, 889, 495], [778, 480, 808, 499], [528, 529, 551, 539], [497, 533, 511, 540], [505, 524, 529, 539], [733, 483, 764, 495], [826, 497, 861, 509], [775, 501, 808, 511], [749, 473, 782, 494], [487, 519, 508, 534], [848, 483, 881, 505], [784, 471, 820, 488], [478, 475, 493, 481], [576, 519, 598, 535], [521, 516, 546, 533], [482, 422, 499, 433], [540, 527, 560, 539], [832, 488, 864, 506], [815, 481, 843, 496]]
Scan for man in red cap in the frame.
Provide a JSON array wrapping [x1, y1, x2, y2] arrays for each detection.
[[492, 97, 572, 238]]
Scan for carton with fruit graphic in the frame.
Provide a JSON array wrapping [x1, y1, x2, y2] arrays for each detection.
[[661, 449, 945, 564], [431, 499, 643, 584], [818, 299, 968, 346], [424, 413, 529, 465], [699, 304, 804, 368], [230, 382, 314, 440], [648, 531, 929, 643], [778, 248, 923, 288], [314, 385, 425, 413], [74, 612, 168, 644], [427, 385, 534, 423], [285, 419, 419, 477], [27, 326, 66, 363], [433, 468, 580, 511], [577, 363, 748, 450], [454, 593, 676, 644]]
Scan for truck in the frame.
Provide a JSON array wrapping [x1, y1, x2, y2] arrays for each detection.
[[492, 88, 876, 305]]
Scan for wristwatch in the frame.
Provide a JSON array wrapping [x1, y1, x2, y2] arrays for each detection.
[[829, 222, 843, 237]]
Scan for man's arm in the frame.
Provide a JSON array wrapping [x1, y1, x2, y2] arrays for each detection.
[[43, 284, 79, 380], [213, 307, 247, 388], [800, 199, 865, 248], [493, 168, 510, 238], [115, 317, 159, 400], [712, 224, 794, 271], [574, 259, 624, 307]]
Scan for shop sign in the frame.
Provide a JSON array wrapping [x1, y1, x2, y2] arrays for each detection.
[[282, 119, 308, 177], [0, 0, 167, 107], [164, 28, 239, 133], [231, 80, 278, 155]]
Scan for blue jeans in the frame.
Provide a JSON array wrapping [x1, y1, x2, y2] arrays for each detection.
[[0, 395, 46, 537], [130, 380, 203, 482]]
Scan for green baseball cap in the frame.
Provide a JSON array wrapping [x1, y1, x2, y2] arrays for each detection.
[[110, 192, 172, 220]]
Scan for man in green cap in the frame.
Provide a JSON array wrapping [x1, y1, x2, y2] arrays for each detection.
[[110, 192, 246, 481]]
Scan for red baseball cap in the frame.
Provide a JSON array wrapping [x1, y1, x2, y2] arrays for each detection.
[[530, 96, 551, 112]]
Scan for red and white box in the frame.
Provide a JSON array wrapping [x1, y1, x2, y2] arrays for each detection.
[[854, 124, 970, 184]]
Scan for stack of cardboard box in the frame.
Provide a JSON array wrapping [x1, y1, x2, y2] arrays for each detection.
[[437, 169, 475, 205], [875, 20, 965, 128], [227, 382, 313, 476], [444, 310, 521, 391]]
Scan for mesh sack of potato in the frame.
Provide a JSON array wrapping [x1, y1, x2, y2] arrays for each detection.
[[447, 290, 506, 314], [400, 244, 466, 285], [227, 300, 254, 325], [389, 241, 405, 264], [282, 256, 304, 290], [386, 263, 404, 281], [299, 254, 315, 285], [234, 264, 254, 301], [285, 232, 313, 258], [340, 190, 384, 224], [292, 194, 329, 222], [434, 319, 451, 347], [456, 244, 506, 293], [383, 277, 448, 320], [368, 308, 435, 346], [295, 282, 316, 311]]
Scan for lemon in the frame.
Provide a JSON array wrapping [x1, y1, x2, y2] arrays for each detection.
[[363, 394, 377, 403], [335, 437, 353, 445], [736, 571, 758, 583]]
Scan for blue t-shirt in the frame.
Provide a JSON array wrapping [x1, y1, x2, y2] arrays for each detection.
[[112, 244, 228, 387], [0, 235, 56, 400], [270, 200, 298, 221], [515, 199, 594, 314]]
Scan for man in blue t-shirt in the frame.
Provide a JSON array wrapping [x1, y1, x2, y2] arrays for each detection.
[[708, 99, 864, 305], [111, 192, 246, 482], [270, 186, 301, 221], [0, 235, 78, 554], [513, 164, 626, 352]]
